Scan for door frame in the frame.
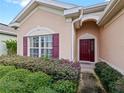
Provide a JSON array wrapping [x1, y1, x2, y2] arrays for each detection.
[[77, 33, 98, 63]]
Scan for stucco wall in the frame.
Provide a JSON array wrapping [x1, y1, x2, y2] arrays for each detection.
[[0, 34, 16, 56], [17, 7, 72, 60], [100, 10, 124, 73], [76, 21, 100, 62]]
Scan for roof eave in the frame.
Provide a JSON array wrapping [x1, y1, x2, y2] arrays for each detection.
[[64, 3, 107, 17], [98, 0, 124, 26]]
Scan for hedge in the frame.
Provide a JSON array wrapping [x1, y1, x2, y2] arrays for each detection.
[[52, 80, 77, 93], [95, 62, 124, 93], [0, 65, 78, 93], [0, 55, 80, 81], [0, 66, 56, 93], [34, 87, 58, 93]]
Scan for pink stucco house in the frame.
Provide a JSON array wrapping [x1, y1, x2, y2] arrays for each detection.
[[10, 0, 124, 74]]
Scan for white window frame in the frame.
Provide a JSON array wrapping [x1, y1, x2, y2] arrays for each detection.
[[29, 35, 53, 57]]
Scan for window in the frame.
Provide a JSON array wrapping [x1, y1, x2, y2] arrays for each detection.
[[29, 35, 53, 58]]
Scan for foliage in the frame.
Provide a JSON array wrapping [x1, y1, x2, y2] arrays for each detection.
[[52, 80, 77, 93], [3, 39, 17, 55], [25, 72, 52, 93], [0, 69, 30, 93], [0, 65, 79, 93], [0, 56, 79, 93], [0, 55, 80, 81], [95, 62, 123, 93], [0, 65, 16, 79], [110, 77, 124, 93], [34, 87, 58, 93], [0, 66, 54, 93]]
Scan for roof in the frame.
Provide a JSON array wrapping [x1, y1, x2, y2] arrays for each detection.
[[0, 23, 17, 36], [10, 0, 109, 25], [98, 0, 124, 26], [64, 2, 108, 18], [10, 0, 79, 24]]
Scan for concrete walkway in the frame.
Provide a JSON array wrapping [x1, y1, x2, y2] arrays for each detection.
[[77, 62, 106, 93], [80, 62, 95, 73]]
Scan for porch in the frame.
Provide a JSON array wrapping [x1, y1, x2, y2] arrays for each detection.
[[72, 18, 100, 63]]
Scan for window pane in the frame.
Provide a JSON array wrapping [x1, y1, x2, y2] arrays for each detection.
[[41, 49, 45, 57], [30, 37, 33, 47], [46, 35, 52, 42], [46, 49, 52, 58], [46, 42, 52, 47], [30, 49, 39, 57], [41, 36, 44, 47], [33, 37, 39, 47], [30, 35, 53, 58]]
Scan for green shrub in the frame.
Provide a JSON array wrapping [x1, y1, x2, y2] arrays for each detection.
[[0, 55, 80, 81], [34, 87, 58, 93], [0, 69, 30, 93], [95, 62, 123, 93], [25, 72, 52, 93], [3, 40, 17, 55], [52, 80, 77, 93], [112, 77, 124, 93], [0, 65, 16, 79], [0, 67, 55, 93]]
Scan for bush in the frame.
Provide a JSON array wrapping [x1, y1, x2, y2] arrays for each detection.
[[52, 80, 77, 93], [34, 87, 58, 93], [0, 69, 30, 93], [0, 55, 80, 81], [0, 65, 16, 79], [25, 72, 52, 93], [0, 66, 55, 93], [110, 77, 124, 93], [3, 40, 17, 55], [95, 62, 123, 93]]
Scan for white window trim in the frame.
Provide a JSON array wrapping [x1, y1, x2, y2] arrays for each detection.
[[26, 26, 55, 57], [28, 35, 53, 57]]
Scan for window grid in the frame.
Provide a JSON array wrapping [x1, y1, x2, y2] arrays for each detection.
[[29, 35, 53, 58]]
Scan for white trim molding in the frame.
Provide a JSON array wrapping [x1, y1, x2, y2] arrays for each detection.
[[25, 26, 56, 57], [81, 15, 99, 25], [99, 58, 124, 75], [77, 33, 98, 63], [25, 26, 56, 36]]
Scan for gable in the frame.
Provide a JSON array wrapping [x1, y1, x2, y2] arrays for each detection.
[[10, 0, 77, 25], [19, 5, 65, 27]]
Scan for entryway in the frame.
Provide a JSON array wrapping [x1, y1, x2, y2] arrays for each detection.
[[79, 39, 95, 62]]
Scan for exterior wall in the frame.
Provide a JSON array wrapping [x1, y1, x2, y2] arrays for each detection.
[[76, 21, 100, 62], [17, 7, 72, 60], [0, 34, 16, 56], [100, 10, 124, 74]]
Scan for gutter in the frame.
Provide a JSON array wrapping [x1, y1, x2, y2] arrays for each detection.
[[71, 9, 83, 62], [64, 2, 107, 17], [98, 0, 120, 25], [0, 30, 17, 36]]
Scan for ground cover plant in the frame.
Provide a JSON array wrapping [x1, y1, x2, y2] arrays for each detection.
[[0, 65, 78, 93], [95, 62, 124, 93], [0, 56, 80, 93]]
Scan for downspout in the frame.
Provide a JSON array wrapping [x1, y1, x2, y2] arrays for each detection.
[[71, 8, 83, 62]]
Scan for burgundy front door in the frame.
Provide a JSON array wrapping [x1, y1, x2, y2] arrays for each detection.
[[79, 39, 95, 62]]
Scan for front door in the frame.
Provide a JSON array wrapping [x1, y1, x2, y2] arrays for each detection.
[[79, 39, 95, 62]]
